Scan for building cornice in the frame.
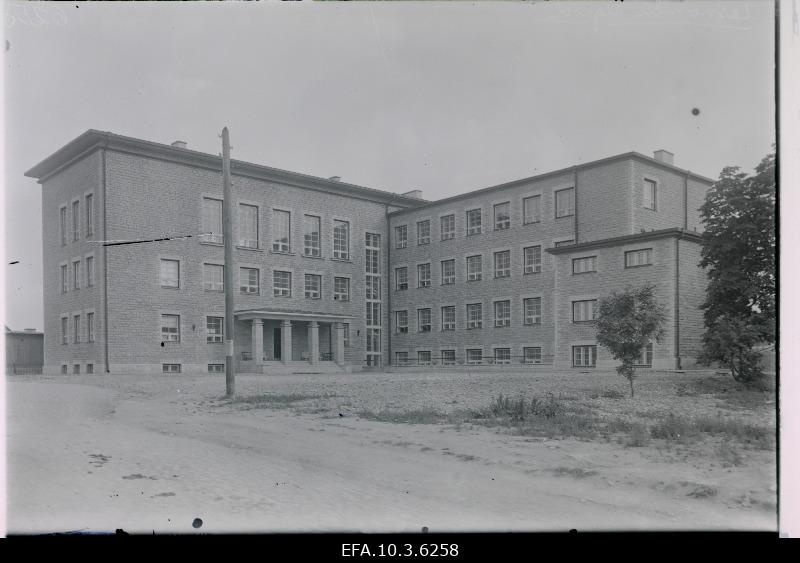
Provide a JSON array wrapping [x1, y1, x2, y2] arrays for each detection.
[[546, 228, 703, 254]]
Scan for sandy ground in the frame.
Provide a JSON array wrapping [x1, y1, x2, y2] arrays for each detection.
[[6, 371, 777, 534]]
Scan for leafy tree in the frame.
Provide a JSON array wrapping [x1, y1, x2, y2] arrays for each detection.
[[595, 284, 666, 398], [698, 151, 776, 383]]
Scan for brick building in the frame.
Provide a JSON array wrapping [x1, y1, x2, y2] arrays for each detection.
[[26, 131, 713, 374]]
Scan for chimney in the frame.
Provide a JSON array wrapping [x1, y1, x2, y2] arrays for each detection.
[[401, 189, 424, 200], [171, 140, 188, 149], [653, 150, 674, 165], [328, 176, 341, 182]]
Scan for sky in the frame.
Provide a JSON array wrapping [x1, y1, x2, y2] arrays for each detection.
[[1, 0, 776, 331]]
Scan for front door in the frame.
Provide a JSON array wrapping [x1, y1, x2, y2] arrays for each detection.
[[273, 328, 281, 360]]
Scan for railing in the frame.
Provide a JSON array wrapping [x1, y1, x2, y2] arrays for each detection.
[[6, 364, 43, 375], [388, 354, 556, 368], [241, 351, 335, 362]]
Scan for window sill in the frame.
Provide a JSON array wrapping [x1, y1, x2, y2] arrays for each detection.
[[200, 241, 224, 247], [301, 253, 325, 260], [466, 278, 483, 283], [523, 221, 542, 226], [236, 245, 263, 252], [417, 242, 431, 247], [417, 285, 431, 289], [523, 271, 542, 276], [273, 294, 292, 298], [440, 236, 455, 242], [494, 227, 511, 232], [625, 264, 653, 269], [523, 322, 543, 326], [330, 257, 352, 263], [305, 296, 322, 300], [493, 275, 511, 280], [555, 214, 575, 220], [572, 271, 597, 275], [270, 250, 295, 256], [240, 291, 260, 296], [466, 232, 482, 237]]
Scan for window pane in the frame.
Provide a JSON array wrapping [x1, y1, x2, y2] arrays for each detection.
[[161, 259, 179, 287], [201, 198, 223, 244], [303, 215, 321, 256], [556, 188, 575, 218], [272, 210, 291, 252], [523, 195, 541, 224], [333, 220, 349, 259], [494, 202, 510, 230], [273, 271, 291, 296]]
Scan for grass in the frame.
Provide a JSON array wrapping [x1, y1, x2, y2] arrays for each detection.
[[357, 407, 451, 425], [227, 393, 318, 408], [551, 467, 598, 479], [649, 412, 774, 450]]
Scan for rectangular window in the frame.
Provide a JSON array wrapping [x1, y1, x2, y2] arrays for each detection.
[[395, 351, 409, 366], [524, 246, 542, 274], [494, 348, 511, 364], [441, 350, 456, 365], [162, 363, 182, 374], [72, 200, 80, 242], [494, 300, 511, 327], [61, 317, 68, 345], [61, 364, 68, 374], [240, 267, 259, 294], [494, 251, 511, 278], [366, 328, 381, 352], [625, 248, 653, 268], [60, 206, 67, 245], [73, 364, 80, 375], [73, 314, 81, 343], [441, 306, 456, 331], [441, 259, 455, 285], [417, 220, 431, 245], [206, 316, 224, 343], [395, 225, 408, 249], [85, 194, 94, 238], [417, 263, 431, 287], [573, 345, 597, 367], [239, 204, 259, 249], [467, 349, 483, 365], [636, 342, 654, 366], [161, 314, 180, 342], [201, 198, 224, 244], [494, 202, 510, 230], [272, 209, 291, 253], [160, 259, 179, 288], [366, 249, 380, 274], [554, 239, 574, 247], [524, 297, 542, 325], [396, 310, 408, 334], [334, 277, 350, 301], [418, 308, 432, 332], [524, 347, 543, 364], [61, 265, 68, 294], [273, 271, 291, 297], [572, 300, 598, 322], [643, 179, 656, 211], [467, 255, 482, 281], [366, 275, 381, 300], [466, 209, 482, 235], [87, 312, 95, 342], [343, 323, 350, 347], [333, 220, 350, 260], [395, 267, 408, 291], [440, 214, 455, 240], [303, 214, 321, 257], [304, 274, 322, 299], [203, 263, 224, 291], [417, 351, 432, 366], [208, 364, 225, 373], [555, 188, 575, 218], [366, 302, 381, 326], [572, 256, 597, 274], [523, 195, 541, 224], [86, 256, 95, 287], [467, 303, 483, 329], [72, 260, 81, 290], [86, 363, 94, 374]]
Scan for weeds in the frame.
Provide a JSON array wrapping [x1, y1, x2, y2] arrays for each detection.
[[228, 393, 317, 408], [551, 467, 598, 479]]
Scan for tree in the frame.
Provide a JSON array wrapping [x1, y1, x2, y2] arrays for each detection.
[[698, 151, 776, 384], [595, 284, 666, 398]]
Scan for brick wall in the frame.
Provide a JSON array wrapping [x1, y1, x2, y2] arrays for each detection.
[[677, 238, 708, 367]]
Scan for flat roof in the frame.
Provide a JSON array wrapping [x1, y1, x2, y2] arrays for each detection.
[[546, 227, 703, 254]]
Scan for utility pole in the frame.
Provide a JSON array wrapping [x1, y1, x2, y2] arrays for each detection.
[[222, 127, 235, 397]]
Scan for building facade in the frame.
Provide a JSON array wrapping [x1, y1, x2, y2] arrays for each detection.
[[5, 326, 44, 374], [26, 131, 713, 375]]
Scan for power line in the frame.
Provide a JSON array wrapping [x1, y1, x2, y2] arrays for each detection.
[[94, 232, 213, 247]]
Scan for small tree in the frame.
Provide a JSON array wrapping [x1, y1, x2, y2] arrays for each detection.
[[595, 284, 666, 398]]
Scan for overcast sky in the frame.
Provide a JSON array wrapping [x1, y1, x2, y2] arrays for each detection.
[[2, 1, 776, 331]]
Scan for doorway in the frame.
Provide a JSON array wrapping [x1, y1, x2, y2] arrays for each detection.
[[273, 328, 281, 360]]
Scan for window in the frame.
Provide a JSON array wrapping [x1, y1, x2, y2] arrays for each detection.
[[61, 364, 68, 374], [573, 300, 598, 322], [60, 206, 67, 245], [467, 303, 483, 329], [417, 220, 431, 245], [366, 303, 381, 326], [418, 308, 432, 332], [395, 351, 409, 366], [86, 364, 94, 374], [573, 345, 597, 367], [343, 323, 350, 347], [625, 248, 653, 268], [160, 259, 179, 288], [467, 349, 483, 365], [161, 314, 180, 342], [395, 225, 408, 249], [273, 271, 291, 297], [441, 259, 455, 285], [417, 263, 431, 288], [87, 312, 95, 342], [207, 316, 224, 343], [73, 364, 80, 374], [366, 328, 381, 354], [467, 255, 482, 281], [417, 351, 432, 366], [396, 310, 408, 334], [86, 256, 95, 287], [555, 188, 575, 218], [272, 209, 291, 253], [203, 263, 224, 291], [524, 347, 542, 364], [333, 220, 350, 260], [524, 246, 542, 274], [304, 274, 322, 299], [494, 251, 511, 278], [240, 267, 259, 294], [524, 297, 542, 325], [572, 256, 597, 274], [208, 364, 225, 373], [85, 194, 94, 238], [395, 267, 408, 290], [73, 314, 81, 343], [440, 214, 455, 240], [366, 275, 381, 300], [334, 277, 350, 301], [162, 364, 182, 374], [523, 195, 541, 224], [494, 348, 511, 364], [239, 204, 259, 249], [303, 214, 321, 257], [72, 200, 80, 242], [636, 342, 654, 366], [466, 209, 482, 235], [72, 260, 81, 290], [60, 265, 68, 294], [441, 350, 456, 365], [643, 179, 657, 210], [494, 300, 511, 327], [61, 317, 68, 344], [201, 198, 223, 244], [494, 202, 510, 230], [554, 239, 574, 247], [365, 233, 380, 271], [441, 306, 455, 331]]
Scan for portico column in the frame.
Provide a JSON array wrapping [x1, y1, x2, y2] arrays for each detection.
[[308, 321, 319, 364], [333, 322, 345, 366], [281, 320, 292, 364], [251, 319, 264, 364]]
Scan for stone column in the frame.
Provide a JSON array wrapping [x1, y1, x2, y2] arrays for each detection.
[[281, 320, 292, 364], [251, 319, 264, 364], [333, 322, 345, 366], [308, 321, 319, 364]]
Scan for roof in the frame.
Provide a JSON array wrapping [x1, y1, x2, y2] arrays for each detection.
[[546, 228, 703, 254], [234, 307, 356, 321], [24, 130, 427, 208]]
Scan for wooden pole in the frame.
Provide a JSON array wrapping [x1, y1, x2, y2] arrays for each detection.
[[222, 127, 235, 397]]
